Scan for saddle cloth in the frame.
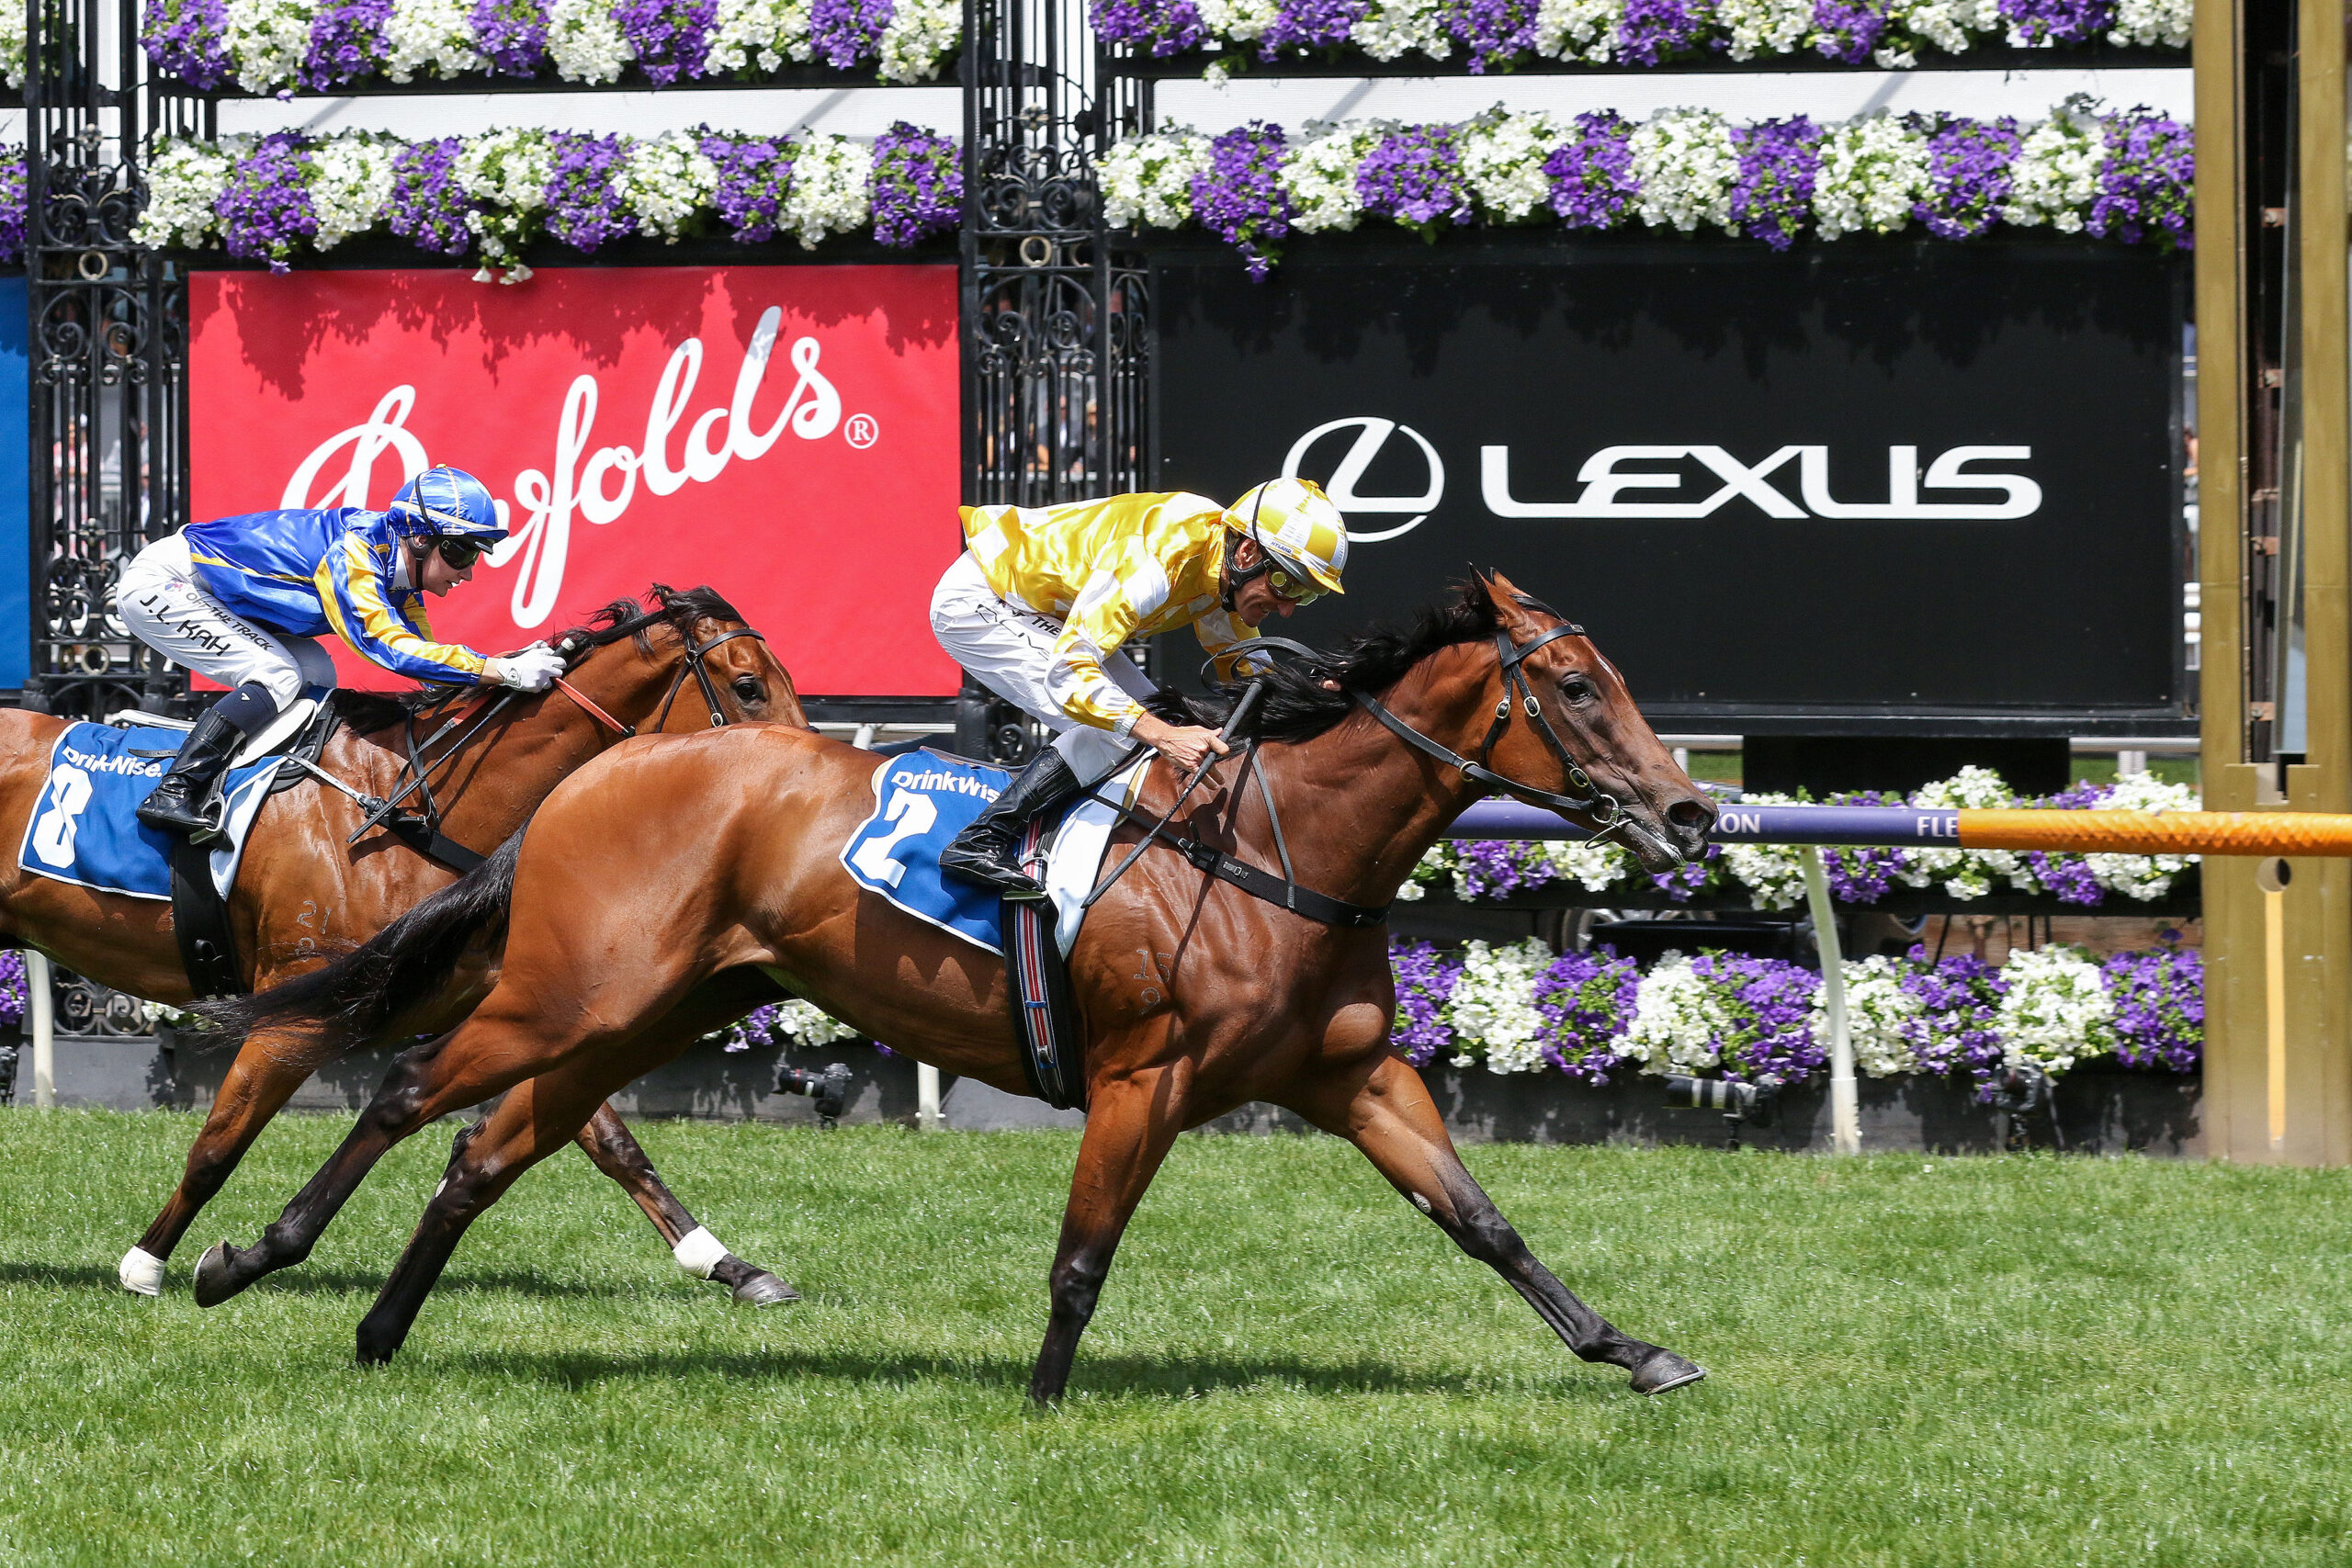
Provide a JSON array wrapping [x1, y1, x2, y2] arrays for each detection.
[[840, 748, 1150, 958], [17, 724, 290, 902]]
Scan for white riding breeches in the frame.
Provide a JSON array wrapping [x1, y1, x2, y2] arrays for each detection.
[[118, 534, 339, 710], [930, 551, 1152, 783]]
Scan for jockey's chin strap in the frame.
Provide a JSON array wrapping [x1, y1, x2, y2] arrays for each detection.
[[1351, 623, 1622, 830]]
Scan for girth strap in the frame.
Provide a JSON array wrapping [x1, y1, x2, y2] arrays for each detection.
[[169, 838, 243, 1000], [1103, 797, 1389, 930]]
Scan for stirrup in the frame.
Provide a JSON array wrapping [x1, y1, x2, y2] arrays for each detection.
[[940, 839, 1046, 899]]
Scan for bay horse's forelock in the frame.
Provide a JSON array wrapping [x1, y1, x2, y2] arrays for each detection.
[[198, 570, 1713, 1399], [0, 585, 805, 1303]]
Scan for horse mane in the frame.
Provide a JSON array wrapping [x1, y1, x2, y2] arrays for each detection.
[[331, 583, 744, 738], [1142, 580, 1544, 745]]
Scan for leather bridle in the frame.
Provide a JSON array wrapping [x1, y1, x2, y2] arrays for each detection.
[[549, 612, 771, 737], [1351, 623, 1622, 827]]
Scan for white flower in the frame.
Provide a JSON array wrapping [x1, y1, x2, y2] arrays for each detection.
[[1460, 110, 1563, 224], [1994, 944, 2114, 1076], [223, 0, 311, 92], [620, 130, 717, 241], [456, 128, 552, 259], [0, 0, 26, 88], [308, 136, 396, 250], [781, 133, 872, 248], [1622, 952, 1734, 1075], [1197, 0, 1280, 39], [1889, 0, 1999, 53], [1812, 114, 1930, 239], [2003, 104, 2103, 234], [877, 0, 961, 81], [2107, 0, 2189, 48], [1839, 955, 1926, 1077], [1901, 766, 2023, 898], [548, 0, 633, 85], [1446, 939, 1553, 1073], [382, 0, 485, 81], [1097, 128, 1211, 229], [773, 998, 859, 1045], [1281, 121, 1388, 233], [1350, 0, 1451, 61], [134, 136, 243, 249], [1539, 835, 1630, 893], [1534, 0, 1618, 61], [2084, 771, 2199, 901], [1630, 108, 1736, 233], [707, 0, 814, 72], [1713, 0, 1808, 60]]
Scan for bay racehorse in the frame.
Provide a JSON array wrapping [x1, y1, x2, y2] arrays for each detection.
[[198, 572, 1717, 1398], [0, 585, 805, 1303]]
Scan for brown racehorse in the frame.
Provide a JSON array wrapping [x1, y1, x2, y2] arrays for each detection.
[[198, 572, 1718, 1399], [0, 585, 806, 1304]]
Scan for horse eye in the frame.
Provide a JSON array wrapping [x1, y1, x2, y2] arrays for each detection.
[[1561, 676, 1596, 705], [733, 676, 764, 703]]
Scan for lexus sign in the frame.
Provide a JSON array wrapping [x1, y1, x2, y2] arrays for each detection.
[[1155, 239, 2186, 732]]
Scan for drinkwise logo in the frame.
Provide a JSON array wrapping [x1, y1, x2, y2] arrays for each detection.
[[1282, 416, 2044, 541]]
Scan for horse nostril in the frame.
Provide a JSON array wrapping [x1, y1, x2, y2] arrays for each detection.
[[1666, 797, 1713, 831]]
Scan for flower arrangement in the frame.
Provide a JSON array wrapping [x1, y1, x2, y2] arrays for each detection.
[[140, 0, 958, 90], [0, 950, 25, 1029], [0, 150, 26, 267], [1406, 934, 2198, 1089], [132, 123, 960, 269], [1093, 0, 2186, 72], [717, 998, 864, 1051], [1099, 101, 2191, 265], [1402, 766, 2200, 911]]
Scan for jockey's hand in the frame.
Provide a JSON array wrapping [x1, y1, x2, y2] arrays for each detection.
[[489, 643, 566, 693], [1133, 712, 1229, 773]]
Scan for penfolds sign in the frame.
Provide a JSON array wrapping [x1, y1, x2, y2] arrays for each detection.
[[188, 265, 964, 696]]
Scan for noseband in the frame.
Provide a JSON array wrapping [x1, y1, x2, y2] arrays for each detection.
[[1351, 624, 1622, 825], [552, 609, 770, 735]]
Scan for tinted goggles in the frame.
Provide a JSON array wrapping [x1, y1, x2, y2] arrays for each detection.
[[435, 537, 487, 571], [1264, 564, 1326, 606]]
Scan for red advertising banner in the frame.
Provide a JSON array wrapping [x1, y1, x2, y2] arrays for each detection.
[[188, 265, 964, 696]]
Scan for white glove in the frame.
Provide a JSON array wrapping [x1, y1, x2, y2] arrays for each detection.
[[489, 644, 565, 693]]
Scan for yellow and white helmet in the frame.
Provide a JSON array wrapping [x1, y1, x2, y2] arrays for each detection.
[[1224, 477, 1349, 602]]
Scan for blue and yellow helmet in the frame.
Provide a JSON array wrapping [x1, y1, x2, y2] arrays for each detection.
[[387, 466, 505, 543]]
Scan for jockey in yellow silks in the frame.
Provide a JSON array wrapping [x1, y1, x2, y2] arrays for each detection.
[[929, 477, 1349, 897]]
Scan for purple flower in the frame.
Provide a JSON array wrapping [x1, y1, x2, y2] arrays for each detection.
[[143, 0, 232, 87], [1357, 124, 1473, 239], [1390, 939, 1463, 1066], [1454, 840, 1565, 898], [809, 0, 893, 66], [616, 0, 717, 84], [1996, 0, 2112, 45], [387, 137, 475, 255], [542, 132, 636, 252], [2103, 942, 2201, 1072], [0, 151, 25, 267], [869, 120, 963, 247], [470, 0, 550, 74], [2089, 107, 2193, 251], [1911, 114, 2021, 239], [702, 132, 795, 242], [1188, 122, 1292, 277], [1532, 949, 1638, 1083], [2022, 850, 2105, 906], [1728, 116, 1821, 250], [216, 132, 318, 271], [1616, 0, 1706, 66], [1544, 111, 1639, 229], [1441, 0, 1538, 72], [0, 946, 25, 1026], [302, 0, 392, 89], [1651, 841, 1722, 902], [1258, 0, 1370, 55], [1691, 952, 1826, 1083], [1809, 0, 1885, 63], [1898, 945, 2008, 1089], [1090, 0, 1207, 54]]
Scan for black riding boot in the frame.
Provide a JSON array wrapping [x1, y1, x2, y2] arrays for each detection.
[[136, 683, 277, 842], [938, 748, 1086, 898]]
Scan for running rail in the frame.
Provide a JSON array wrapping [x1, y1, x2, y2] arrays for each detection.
[[1451, 800, 2352, 856]]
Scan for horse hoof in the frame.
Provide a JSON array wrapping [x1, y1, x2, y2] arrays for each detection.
[[192, 1241, 247, 1309], [729, 1269, 799, 1306], [1630, 1349, 1706, 1396]]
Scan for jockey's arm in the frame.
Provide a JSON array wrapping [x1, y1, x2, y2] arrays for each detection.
[[313, 536, 494, 686], [1049, 557, 1228, 773]]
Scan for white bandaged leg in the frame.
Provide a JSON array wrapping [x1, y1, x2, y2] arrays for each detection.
[[117, 535, 321, 709], [672, 1225, 728, 1279], [119, 1246, 166, 1296]]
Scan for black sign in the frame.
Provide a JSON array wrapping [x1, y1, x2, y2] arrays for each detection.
[[1152, 236, 2188, 735]]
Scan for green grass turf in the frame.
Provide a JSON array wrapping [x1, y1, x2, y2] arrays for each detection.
[[0, 1112, 2345, 1567]]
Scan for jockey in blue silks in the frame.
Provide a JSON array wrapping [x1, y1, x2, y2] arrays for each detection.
[[117, 466, 567, 840]]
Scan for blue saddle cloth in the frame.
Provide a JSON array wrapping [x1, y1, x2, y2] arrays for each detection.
[[840, 750, 1015, 953], [17, 724, 289, 901]]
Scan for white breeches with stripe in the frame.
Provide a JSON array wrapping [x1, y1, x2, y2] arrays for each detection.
[[929, 551, 1150, 784], [117, 533, 338, 709]]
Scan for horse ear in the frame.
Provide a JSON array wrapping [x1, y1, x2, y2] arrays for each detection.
[[1479, 568, 1541, 632]]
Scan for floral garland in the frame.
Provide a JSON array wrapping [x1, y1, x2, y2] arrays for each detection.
[[141, 0, 958, 90], [1101, 101, 2189, 266], [133, 123, 960, 271], [1397, 934, 2199, 1089], [1095, 0, 2186, 73], [1404, 766, 2200, 911]]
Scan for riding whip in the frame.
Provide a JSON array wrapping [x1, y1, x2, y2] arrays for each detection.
[[1080, 677, 1266, 911]]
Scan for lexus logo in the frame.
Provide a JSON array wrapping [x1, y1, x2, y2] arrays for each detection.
[[1282, 417, 1443, 542]]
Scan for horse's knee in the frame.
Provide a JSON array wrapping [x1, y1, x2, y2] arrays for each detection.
[[1047, 1249, 1112, 1326], [582, 1122, 656, 1182], [1430, 1185, 1530, 1269], [179, 1144, 239, 1204]]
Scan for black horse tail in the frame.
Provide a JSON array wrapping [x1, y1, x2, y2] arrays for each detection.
[[195, 830, 526, 1057]]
